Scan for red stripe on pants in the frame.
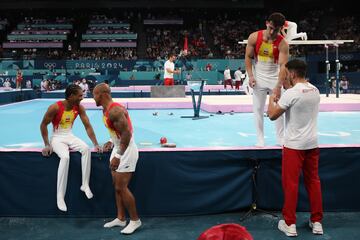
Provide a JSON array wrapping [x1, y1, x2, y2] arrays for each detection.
[[282, 147, 323, 225], [224, 79, 233, 89], [235, 81, 241, 90], [164, 78, 174, 86]]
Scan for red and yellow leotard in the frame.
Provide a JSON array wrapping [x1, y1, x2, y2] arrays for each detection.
[[52, 101, 79, 133], [103, 102, 133, 142], [253, 30, 284, 88]]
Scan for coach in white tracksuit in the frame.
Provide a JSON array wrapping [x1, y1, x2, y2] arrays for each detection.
[[245, 12, 289, 147], [40, 84, 101, 212]]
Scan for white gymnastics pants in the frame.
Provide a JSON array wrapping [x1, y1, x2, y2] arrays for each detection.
[[252, 87, 284, 146], [285, 21, 307, 41], [51, 133, 91, 200]]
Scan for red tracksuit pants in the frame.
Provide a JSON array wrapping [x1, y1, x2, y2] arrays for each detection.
[[282, 147, 323, 225]]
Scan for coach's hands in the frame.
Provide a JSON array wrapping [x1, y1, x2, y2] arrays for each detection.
[[272, 86, 282, 102], [42, 144, 53, 157], [94, 144, 103, 153]]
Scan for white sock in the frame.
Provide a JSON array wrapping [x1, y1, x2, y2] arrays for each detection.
[[57, 198, 67, 212], [104, 218, 127, 228], [121, 219, 142, 235], [80, 185, 93, 199]]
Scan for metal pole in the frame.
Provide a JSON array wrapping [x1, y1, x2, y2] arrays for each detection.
[[325, 45, 330, 97], [335, 44, 340, 98], [195, 80, 205, 117], [190, 89, 197, 117]]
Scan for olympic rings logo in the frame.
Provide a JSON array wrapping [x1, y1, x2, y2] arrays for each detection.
[[340, 54, 353, 61], [44, 63, 57, 68]]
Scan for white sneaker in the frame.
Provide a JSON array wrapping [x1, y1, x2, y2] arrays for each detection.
[[278, 220, 297, 237], [309, 221, 323, 235], [57, 198, 67, 212], [103, 218, 127, 228], [80, 185, 93, 199], [121, 219, 142, 235]]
